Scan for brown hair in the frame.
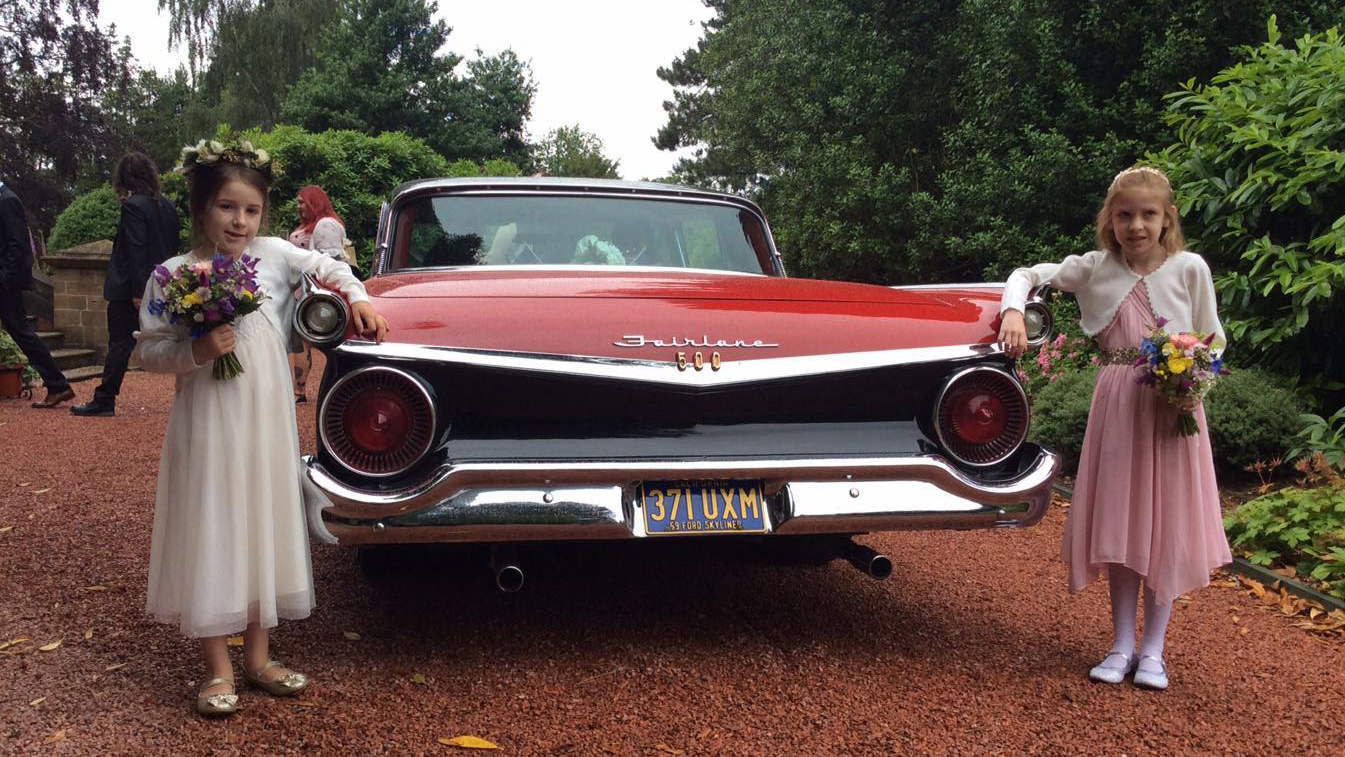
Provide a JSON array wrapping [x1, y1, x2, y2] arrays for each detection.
[[113, 152, 161, 198], [185, 162, 272, 251], [1094, 165, 1186, 256]]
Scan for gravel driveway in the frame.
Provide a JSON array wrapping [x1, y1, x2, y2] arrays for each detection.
[[2, 362, 1342, 756]]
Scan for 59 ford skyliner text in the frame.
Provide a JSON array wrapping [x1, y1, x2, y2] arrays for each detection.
[[296, 178, 1060, 588]]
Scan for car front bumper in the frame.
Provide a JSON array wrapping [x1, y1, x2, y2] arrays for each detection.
[[302, 444, 1060, 545]]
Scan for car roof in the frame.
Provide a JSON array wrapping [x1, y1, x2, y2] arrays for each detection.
[[388, 176, 766, 216]]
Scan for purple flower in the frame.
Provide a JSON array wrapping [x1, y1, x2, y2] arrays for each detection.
[[152, 265, 172, 286], [205, 309, 221, 322], [1155, 316, 1169, 328]]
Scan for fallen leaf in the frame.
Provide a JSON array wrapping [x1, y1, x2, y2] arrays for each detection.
[[342, 631, 361, 641], [30, 487, 51, 494], [1239, 627, 1250, 635], [30, 697, 46, 706], [291, 699, 321, 707], [226, 636, 244, 647], [85, 585, 108, 592], [18, 481, 29, 487], [1310, 608, 1322, 620], [104, 662, 127, 672], [1231, 615, 1240, 623], [438, 735, 500, 749], [655, 744, 687, 756], [0, 526, 13, 533], [38, 640, 62, 652], [0, 636, 30, 651], [42, 730, 66, 744], [411, 672, 427, 685], [83, 628, 93, 640]]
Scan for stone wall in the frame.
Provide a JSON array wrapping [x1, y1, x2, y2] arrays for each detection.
[[45, 241, 112, 361]]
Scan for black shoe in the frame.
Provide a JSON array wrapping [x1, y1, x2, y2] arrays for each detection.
[[70, 400, 115, 417]]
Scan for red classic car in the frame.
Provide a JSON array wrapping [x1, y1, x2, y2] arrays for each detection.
[[298, 178, 1060, 589]]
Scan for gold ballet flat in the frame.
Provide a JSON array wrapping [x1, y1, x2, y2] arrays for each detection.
[[243, 660, 309, 697], [196, 677, 239, 716]]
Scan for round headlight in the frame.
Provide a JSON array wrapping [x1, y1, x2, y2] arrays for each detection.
[[295, 293, 348, 345], [1023, 301, 1053, 346], [303, 299, 343, 334]]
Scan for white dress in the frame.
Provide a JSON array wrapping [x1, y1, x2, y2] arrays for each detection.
[[137, 237, 367, 638]]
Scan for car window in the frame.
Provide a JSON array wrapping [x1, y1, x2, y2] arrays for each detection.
[[389, 195, 773, 274]]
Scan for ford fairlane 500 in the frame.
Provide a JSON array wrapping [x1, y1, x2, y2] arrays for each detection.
[[298, 178, 1060, 589]]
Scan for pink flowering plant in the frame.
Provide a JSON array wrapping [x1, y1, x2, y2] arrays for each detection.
[[147, 254, 268, 380], [1017, 332, 1100, 394], [1134, 317, 1228, 436]]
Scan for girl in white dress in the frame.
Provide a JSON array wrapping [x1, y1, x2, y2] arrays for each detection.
[[137, 140, 388, 716]]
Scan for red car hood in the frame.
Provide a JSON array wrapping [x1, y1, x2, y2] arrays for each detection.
[[362, 269, 1004, 360]]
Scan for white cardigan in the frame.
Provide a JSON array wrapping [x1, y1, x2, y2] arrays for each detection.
[[1000, 249, 1226, 349]]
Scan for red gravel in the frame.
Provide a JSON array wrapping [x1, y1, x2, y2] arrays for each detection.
[[2, 362, 1343, 756]]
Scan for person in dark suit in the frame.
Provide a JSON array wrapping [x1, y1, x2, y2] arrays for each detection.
[[72, 153, 181, 416], [0, 178, 76, 408]]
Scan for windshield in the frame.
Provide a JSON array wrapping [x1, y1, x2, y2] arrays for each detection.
[[388, 194, 775, 274]]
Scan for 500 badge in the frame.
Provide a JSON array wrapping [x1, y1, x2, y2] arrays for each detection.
[[675, 350, 721, 371]]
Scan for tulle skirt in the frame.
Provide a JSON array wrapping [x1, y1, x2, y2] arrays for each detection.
[[145, 313, 314, 637]]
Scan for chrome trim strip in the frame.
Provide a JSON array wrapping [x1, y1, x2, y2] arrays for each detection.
[[931, 365, 1030, 468], [331, 341, 1002, 387], [890, 282, 1002, 291], [318, 365, 438, 479], [303, 447, 1059, 520], [309, 447, 1060, 544]]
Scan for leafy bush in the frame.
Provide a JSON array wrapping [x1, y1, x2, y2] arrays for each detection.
[[1204, 366, 1307, 469], [1027, 365, 1098, 472], [1288, 407, 1345, 469], [47, 185, 121, 251], [1017, 332, 1099, 396], [1224, 457, 1345, 599], [1153, 18, 1345, 397], [0, 328, 26, 369]]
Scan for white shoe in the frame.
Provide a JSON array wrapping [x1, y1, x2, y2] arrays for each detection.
[[1088, 651, 1136, 684], [1132, 655, 1168, 690]]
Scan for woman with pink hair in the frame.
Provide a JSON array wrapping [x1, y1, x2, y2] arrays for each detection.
[[288, 185, 352, 402]]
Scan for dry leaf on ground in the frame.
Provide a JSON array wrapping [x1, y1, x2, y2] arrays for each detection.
[[343, 631, 361, 641], [38, 640, 62, 652], [30, 697, 46, 706], [85, 585, 108, 592], [655, 744, 687, 756], [411, 672, 427, 685], [0, 526, 13, 533], [438, 735, 500, 749], [83, 628, 93, 640], [42, 730, 66, 744], [30, 487, 51, 494], [104, 663, 127, 672]]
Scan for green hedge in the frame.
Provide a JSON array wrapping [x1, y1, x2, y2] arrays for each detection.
[[47, 186, 121, 251], [1028, 364, 1305, 474]]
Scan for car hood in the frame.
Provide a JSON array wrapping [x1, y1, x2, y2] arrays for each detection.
[[361, 269, 1004, 360]]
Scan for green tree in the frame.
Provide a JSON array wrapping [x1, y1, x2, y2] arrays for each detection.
[[279, 0, 534, 164], [1, 0, 129, 235], [657, 0, 1344, 285], [536, 125, 620, 179], [1152, 18, 1345, 397]]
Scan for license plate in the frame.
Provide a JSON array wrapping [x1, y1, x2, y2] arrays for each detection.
[[639, 480, 768, 535]]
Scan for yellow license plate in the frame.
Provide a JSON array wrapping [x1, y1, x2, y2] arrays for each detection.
[[640, 481, 768, 535]]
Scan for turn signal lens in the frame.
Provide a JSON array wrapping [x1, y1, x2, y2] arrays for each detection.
[[1023, 301, 1053, 346], [303, 299, 343, 335]]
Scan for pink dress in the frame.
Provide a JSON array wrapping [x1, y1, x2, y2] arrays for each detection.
[[1064, 280, 1231, 605]]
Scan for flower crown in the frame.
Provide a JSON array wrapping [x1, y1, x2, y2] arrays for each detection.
[[176, 138, 277, 178], [1109, 165, 1170, 192]]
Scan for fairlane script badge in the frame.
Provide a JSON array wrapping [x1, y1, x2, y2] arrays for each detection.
[[613, 334, 779, 348]]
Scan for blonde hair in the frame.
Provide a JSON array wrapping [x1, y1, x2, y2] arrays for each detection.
[[1095, 165, 1185, 256]]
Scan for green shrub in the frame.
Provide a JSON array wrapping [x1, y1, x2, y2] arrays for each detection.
[[47, 186, 120, 251], [1288, 407, 1345, 470], [0, 328, 26, 369], [1204, 367, 1306, 469], [1027, 365, 1097, 472], [1224, 467, 1345, 600]]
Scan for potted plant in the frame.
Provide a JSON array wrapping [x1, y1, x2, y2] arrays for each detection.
[[0, 328, 28, 399]]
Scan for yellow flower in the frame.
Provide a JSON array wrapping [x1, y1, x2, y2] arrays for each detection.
[[240, 290, 254, 300], [1161, 342, 1177, 357], [1167, 356, 1191, 374], [182, 291, 203, 307]]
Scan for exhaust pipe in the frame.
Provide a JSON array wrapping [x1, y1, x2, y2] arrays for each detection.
[[490, 545, 525, 593], [842, 540, 892, 580]]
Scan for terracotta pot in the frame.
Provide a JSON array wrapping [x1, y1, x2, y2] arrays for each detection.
[[0, 367, 22, 399]]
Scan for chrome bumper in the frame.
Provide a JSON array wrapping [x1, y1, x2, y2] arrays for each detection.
[[301, 445, 1060, 545]]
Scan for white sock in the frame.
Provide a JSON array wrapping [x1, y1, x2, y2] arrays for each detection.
[[1138, 584, 1173, 670], [1106, 564, 1141, 661]]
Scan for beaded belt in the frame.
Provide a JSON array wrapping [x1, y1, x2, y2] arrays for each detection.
[[1098, 347, 1141, 366]]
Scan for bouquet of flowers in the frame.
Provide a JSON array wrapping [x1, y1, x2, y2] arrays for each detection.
[[1134, 317, 1228, 436], [147, 255, 268, 380]]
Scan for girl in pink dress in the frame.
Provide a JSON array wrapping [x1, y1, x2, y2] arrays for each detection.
[[998, 166, 1230, 690]]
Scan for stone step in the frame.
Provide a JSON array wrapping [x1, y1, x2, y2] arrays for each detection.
[[63, 365, 105, 384], [37, 331, 65, 350], [50, 347, 98, 371]]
